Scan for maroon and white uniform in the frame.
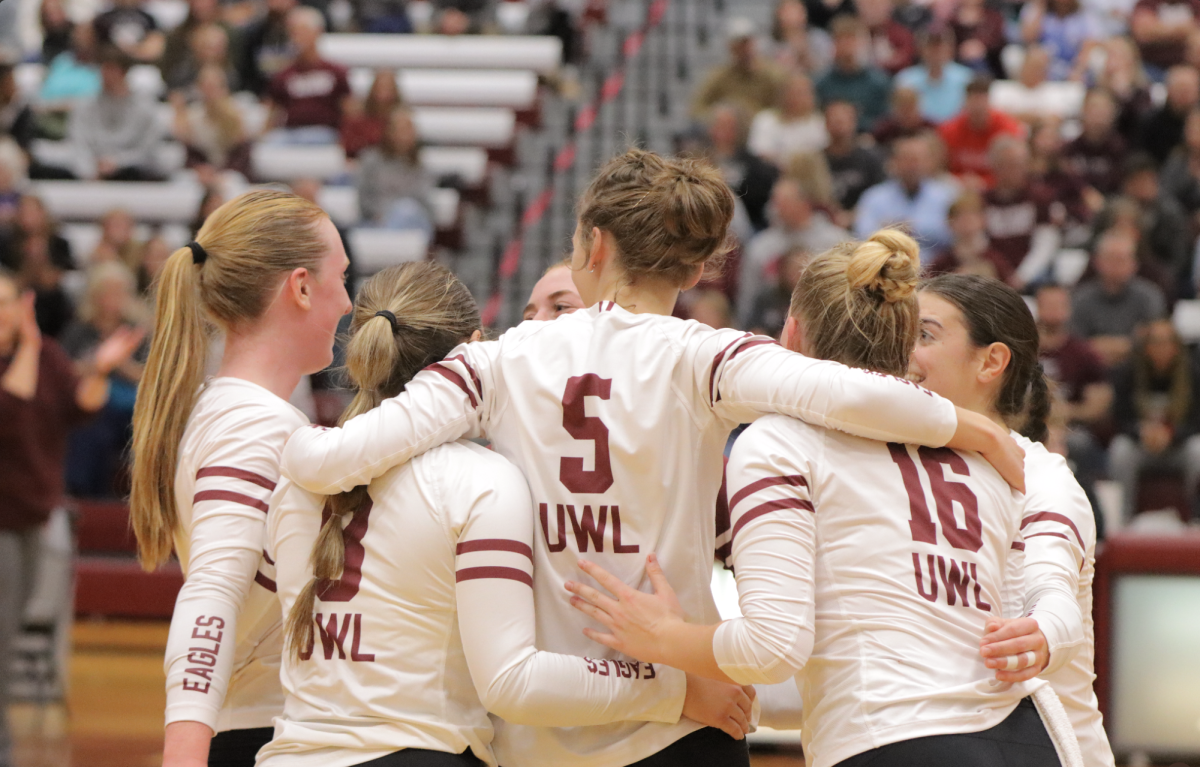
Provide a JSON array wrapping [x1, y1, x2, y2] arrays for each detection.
[[281, 303, 959, 767], [259, 440, 687, 767], [1017, 434, 1115, 767], [164, 378, 307, 732], [716, 414, 1040, 767]]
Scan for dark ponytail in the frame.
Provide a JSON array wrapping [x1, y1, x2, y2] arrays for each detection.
[[921, 274, 1050, 443]]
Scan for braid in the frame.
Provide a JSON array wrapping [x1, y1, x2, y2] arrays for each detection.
[[1021, 363, 1052, 444]]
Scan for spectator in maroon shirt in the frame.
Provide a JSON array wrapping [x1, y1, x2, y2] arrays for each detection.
[[857, 0, 917, 75], [950, 0, 1008, 77], [872, 86, 936, 147], [341, 69, 401, 160], [938, 76, 1026, 188], [1038, 283, 1114, 425], [1063, 88, 1129, 197], [928, 188, 1014, 281], [983, 136, 1061, 288], [0, 267, 142, 767], [264, 6, 350, 144], [1030, 117, 1096, 230], [1131, 0, 1200, 73]]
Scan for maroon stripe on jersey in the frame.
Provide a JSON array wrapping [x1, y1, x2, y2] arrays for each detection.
[[1011, 541, 1026, 551], [262, 550, 275, 565], [715, 340, 778, 403], [456, 539, 534, 561], [1025, 532, 1071, 542], [708, 333, 752, 405], [731, 497, 814, 542], [1020, 512, 1085, 549], [193, 490, 269, 513], [425, 363, 479, 408], [254, 570, 277, 592], [728, 475, 809, 513], [456, 566, 533, 587], [446, 354, 484, 401], [196, 466, 277, 491]]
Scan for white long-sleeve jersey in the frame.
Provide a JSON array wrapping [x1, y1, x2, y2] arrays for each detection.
[[281, 303, 959, 767], [716, 414, 1040, 767], [1017, 434, 1115, 767], [165, 377, 308, 731], [258, 440, 688, 767]]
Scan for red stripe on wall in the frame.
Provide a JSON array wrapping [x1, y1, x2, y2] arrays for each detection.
[[456, 566, 533, 587], [193, 490, 269, 513], [196, 466, 277, 491]]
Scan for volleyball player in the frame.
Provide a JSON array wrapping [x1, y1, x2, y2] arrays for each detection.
[[260, 262, 752, 767], [912, 275, 1115, 767], [280, 150, 1024, 767], [130, 191, 352, 767], [522, 260, 585, 321], [563, 232, 1073, 767]]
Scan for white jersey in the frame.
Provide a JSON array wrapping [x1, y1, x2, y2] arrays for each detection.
[[259, 441, 687, 767], [717, 415, 1039, 767], [165, 377, 308, 731], [282, 303, 959, 767], [1017, 434, 1115, 767]]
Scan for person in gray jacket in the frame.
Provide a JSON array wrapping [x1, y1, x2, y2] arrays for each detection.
[[356, 106, 435, 234], [68, 48, 164, 181]]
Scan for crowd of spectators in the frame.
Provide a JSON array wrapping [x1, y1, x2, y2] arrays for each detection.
[[684, 0, 1200, 531], [0, 0, 584, 500]]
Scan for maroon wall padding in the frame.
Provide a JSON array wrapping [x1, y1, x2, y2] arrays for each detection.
[[1093, 533, 1200, 733], [74, 500, 138, 555], [75, 557, 183, 619]]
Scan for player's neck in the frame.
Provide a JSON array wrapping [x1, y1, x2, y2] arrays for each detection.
[[217, 329, 307, 403], [600, 282, 681, 316]]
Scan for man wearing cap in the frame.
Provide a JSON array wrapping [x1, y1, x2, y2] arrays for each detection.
[[692, 18, 782, 120]]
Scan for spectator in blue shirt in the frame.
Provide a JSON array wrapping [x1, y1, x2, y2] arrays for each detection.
[[895, 25, 974, 123], [854, 133, 958, 260], [816, 15, 892, 131]]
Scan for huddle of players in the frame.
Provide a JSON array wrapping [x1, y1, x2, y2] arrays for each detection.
[[127, 148, 1112, 767]]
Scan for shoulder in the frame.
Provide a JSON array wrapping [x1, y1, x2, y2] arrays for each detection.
[[194, 379, 308, 437], [737, 414, 825, 459], [413, 440, 530, 504]]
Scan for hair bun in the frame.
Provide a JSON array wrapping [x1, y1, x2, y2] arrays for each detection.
[[845, 228, 921, 304]]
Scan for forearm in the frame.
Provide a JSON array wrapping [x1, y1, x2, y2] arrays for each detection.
[[75, 372, 110, 412], [654, 621, 732, 684], [162, 720, 213, 767], [1015, 225, 1061, 284], [1, 341, 40, 399]]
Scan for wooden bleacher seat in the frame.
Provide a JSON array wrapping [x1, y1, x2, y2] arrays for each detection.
[[318, 34, 561, 73], [349, 228, 430, 275], [347, 69, 538, 110]]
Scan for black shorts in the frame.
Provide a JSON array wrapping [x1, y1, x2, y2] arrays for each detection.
[[357, 748, 485, 767], [625, 726, 751, 767], [834, 697, 1061, 767], [208, 727, 274, 767]]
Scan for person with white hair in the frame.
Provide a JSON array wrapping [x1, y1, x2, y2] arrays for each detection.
[[263, 6, 351, 145]]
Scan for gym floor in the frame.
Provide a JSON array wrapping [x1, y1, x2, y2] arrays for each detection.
[[10, 620, 806, 767]]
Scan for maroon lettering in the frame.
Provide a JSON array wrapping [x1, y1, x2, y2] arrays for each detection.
[[316, 613, 351, 660], [186, 651, 217, 667], [630, 660, 641, 678], [194, 616, 225, 629], [540, 503, 567, 553], [567, 505, 608, 552], [919, 448, 983, 553], [890, 444, 937, 544], [350, 614, 375, 662], [317, 501, 374, 602], [598, 660, 610, 676], [611, 507, 639, 553], [970, 563, 992, 611], [643, 663, 656, 680], [912, 552, 938, 602], [182, 679, 211, 693], [186, 666, 214, 681], [191, 627, 223, 643], [560, 374, 614, 493], [188, 641, 219, 655], [937, 556, 971, 607], [585, 657, 598, 673]]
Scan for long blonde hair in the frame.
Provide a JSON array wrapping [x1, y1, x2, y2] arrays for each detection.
[[790, 228, 921, 376], [285, 262, 480, 661], [130, 190, 328, 570]]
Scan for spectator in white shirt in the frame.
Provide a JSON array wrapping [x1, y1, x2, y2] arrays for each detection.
[[748, 71, 829, 168]]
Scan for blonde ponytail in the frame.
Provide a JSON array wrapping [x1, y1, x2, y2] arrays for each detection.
[[285, 262, 480, 661], [789, 228, 922, 376], [130, 190, 328, 570], [129, 247, 208, 568]]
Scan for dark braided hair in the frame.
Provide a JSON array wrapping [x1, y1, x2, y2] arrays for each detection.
[[921, 274, 1051, 443]]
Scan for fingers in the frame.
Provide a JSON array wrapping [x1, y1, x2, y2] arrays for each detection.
[[569, 595, 618, 631], [716, 716, 746, 740], [980, 617, 1038, 645], [980, 634, 1045, 663], [564, 579, 620, 615], [735, 687, 753, 719], [577, 559, 630, 597], [580, 627, 622, 653], [645, 553, 676, 598], [742, 684, 757, 702]]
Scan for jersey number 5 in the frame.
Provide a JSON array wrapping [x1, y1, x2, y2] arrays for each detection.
[[560, 374, 614, 493], [888, 444, 983, 553], [317, 500, 373, 602]]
